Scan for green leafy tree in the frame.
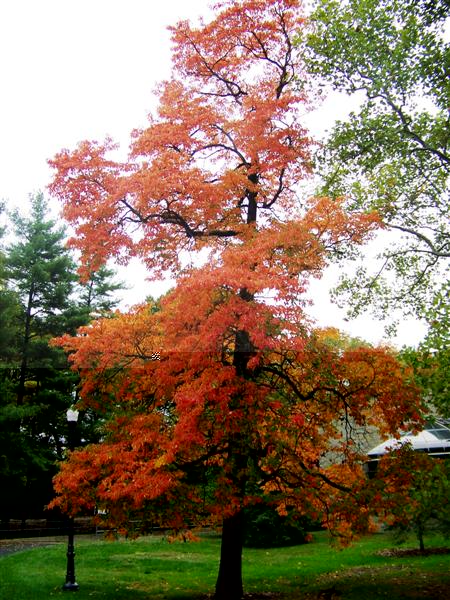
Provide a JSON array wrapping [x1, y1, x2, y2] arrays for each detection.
[[6, 193, 78, 401], [0, 194, 125, 521], [419, 283, 450, 414], [0, 200, 19, 356], [0, 204, 20, 520], [0, 194, 78, 519], [77, 264, 123, 319], [401, 300, 450, 417], [378, 447, 450, 551], [301, 0, 449, 328]]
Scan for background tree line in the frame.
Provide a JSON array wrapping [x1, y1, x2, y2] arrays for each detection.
[[0, 192, 123, 523], [301, 0, 449, 416]]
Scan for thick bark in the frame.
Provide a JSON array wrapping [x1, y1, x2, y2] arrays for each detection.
[[214, 174, 257, 599], [215, 325, 252, 599], [215, 510, 245, 600]]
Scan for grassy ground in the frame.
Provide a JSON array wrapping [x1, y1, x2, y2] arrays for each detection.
[[0, 530, 449, 599]]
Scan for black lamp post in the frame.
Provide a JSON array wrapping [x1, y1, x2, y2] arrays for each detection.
[[63, 407, 79, 592]]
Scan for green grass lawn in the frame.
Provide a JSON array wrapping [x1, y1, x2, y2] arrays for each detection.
[[1, 531, 449, 599]]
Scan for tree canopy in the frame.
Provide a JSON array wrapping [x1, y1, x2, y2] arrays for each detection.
[[48, 1, 424, 598], [301, 0, 449, 326], [0, 193, 123, 522]]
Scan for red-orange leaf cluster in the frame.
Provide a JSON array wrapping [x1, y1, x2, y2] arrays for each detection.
[[48, 1, 423, 598]]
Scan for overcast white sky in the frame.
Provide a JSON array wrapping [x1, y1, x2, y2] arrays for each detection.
[[0, 0, 213, 202], [0, 0, 427, 347]]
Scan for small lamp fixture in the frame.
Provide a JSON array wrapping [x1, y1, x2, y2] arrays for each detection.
[[63, 405, 79, 591], [66, 408, 79, 423]]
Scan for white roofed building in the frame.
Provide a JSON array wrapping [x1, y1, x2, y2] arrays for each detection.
[[365, 418, 450, 477]]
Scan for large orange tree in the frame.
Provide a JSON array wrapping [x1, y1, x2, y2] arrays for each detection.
[[49, 1, 422, 598]]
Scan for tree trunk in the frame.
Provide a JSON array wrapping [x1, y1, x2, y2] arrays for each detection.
[[417, 523, 425, 552], [17, 285, 34, 405], [215, 183, 256, 599], [215, 510, 245, 600]]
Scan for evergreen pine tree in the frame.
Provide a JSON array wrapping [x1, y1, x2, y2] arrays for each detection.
[[0, 193, 126, 520]]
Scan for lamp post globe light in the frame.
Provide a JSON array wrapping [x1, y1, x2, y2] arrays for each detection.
[[63, 407, 79, 591]]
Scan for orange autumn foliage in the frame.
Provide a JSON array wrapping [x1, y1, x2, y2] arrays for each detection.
[[52, 295, 422, 540], [48, 0, 423, 597], [48, 0, 328, 282]]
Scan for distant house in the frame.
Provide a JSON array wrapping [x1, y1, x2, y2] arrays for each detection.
[[365, 418, 450, 477]]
